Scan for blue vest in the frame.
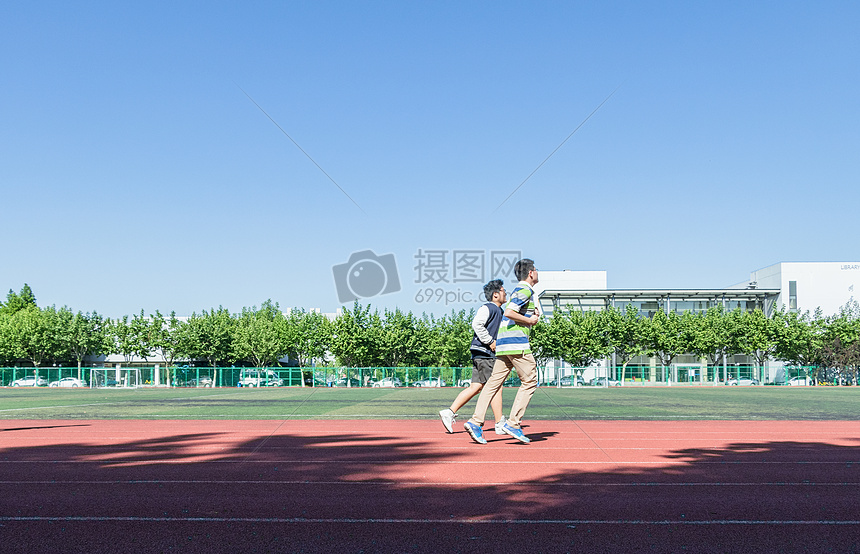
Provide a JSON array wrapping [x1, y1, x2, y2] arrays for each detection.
[[470, 302, 503, 359]]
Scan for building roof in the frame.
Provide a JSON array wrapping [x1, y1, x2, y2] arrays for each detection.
[[537, 287, 781, 315], [539, 288, 780, 299]]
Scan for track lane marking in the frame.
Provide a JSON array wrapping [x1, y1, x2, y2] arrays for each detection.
[[1, 460, 856, 465], [2, 516, 859, 525]]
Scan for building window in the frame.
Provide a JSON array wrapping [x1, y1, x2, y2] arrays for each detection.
[[789, 281, 797, 311]]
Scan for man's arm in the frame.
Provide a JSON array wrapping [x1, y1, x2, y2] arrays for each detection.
[[504, 308, 539, 327], [471, 304, 495, 347], [504, 287, 539, 327]]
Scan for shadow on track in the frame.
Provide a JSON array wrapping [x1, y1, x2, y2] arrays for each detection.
[[2, 426, 860, 553], [0, 424, 90, 432]]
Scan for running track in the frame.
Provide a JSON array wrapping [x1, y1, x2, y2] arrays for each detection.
[[2, 420, 859, 552]]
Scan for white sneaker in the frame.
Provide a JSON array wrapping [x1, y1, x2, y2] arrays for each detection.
[[495, 416, 508, 435], [439, 409, 456, 433]]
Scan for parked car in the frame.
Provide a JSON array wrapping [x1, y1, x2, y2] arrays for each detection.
[[412, 378, 444, 387], [238, 369, 284, 387], [372, 377, 403, 388], [786, 376, 812, 386], [304, 374, 327, 387], [11, 376, 48, 387], [458, 378, 473, 387], [549, 376, 585, 387], [727, 377, 760, 386], [188, 376, 213, 387], [49, 377, 87, 388], [330, 378, 362, 387], [589, 377, 621, 387]]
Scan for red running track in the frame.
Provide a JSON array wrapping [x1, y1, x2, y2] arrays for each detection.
[[2, 420, 860, 553]]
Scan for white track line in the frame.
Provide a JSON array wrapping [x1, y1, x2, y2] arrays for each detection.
[[1, 459, 855, 465], [3, 410, 813, 419], [1, 516, 858, 525]]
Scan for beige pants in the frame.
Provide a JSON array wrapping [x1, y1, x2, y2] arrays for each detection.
[[469, 353, 537, 428]]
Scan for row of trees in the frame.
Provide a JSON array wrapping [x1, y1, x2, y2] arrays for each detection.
[[0, 286, 474, 384], [530, 302, 860, 383], [3, 284, 859, 384]]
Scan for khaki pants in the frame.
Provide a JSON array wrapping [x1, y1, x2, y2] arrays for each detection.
[[469, 353, 537, 428]]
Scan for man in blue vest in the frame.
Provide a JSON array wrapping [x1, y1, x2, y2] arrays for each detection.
[[439, 279, 507, 435], [465, 259, 540, 444]]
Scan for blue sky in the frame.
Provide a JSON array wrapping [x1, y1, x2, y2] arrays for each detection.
[[2, 1, 858, 318]]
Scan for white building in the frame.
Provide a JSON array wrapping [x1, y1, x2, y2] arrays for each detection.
[[745, 261, 860, 316]]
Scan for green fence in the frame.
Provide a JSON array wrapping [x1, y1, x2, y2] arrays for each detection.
[[2, 365, 824, 388], [0, 366, 473, 388], [605, 364, 762, 384], [309, 367, 470, 388], [543, 364, 822, 386], [1, 366, 90, 387]]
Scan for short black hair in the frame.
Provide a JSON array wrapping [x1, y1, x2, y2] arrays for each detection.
[[483, 279, 504, 301], [514, 258, 535, 281]]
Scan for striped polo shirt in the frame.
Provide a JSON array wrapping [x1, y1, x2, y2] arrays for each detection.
[[494, 280, 535, 356]]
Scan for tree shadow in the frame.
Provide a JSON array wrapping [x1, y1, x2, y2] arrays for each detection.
[[2, 426, 860, 552], [0, 424, 90, 432]]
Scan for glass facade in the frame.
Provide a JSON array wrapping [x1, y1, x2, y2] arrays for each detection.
[[542, 289, 776, 318]]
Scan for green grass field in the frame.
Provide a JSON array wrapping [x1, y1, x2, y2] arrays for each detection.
[[2, 386, 859, 420]]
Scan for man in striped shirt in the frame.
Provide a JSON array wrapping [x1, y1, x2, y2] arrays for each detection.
[[464, 259, 540, 444]]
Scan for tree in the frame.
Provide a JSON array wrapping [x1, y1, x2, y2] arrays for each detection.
[[278, 309, 331, 386], [377, 308, 419, 369], [408, 314, 438, 368], [819, 337, 860, 385], [644, 310, 695, 382], [109, 316, 137, 363], [603, 305, 647, 384], [0, 312, 21, 365], [688, 306, 733, 381], [185, 307, 234, 386], [732, 309, 778, 382], [366, 310, 386, 368], [233, 300, 286, 368], [547, 308, 611, 376], [773, 309, 826, 382], [819, 300, 860, 385], [330, 303, 375, 368], [106, 311, 159, 365], [430, 310, 473, 370], [8, 306, 62, 368], [130, 310, 158, 362], [154, 311, 187, 386], [59, 309, 110, 380], [528, 319, 553, 383], [0, 284, 37, 316]]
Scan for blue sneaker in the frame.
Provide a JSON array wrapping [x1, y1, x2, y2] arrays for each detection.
[[501, 423, 531, 444], [464, 421, 487, 444]]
